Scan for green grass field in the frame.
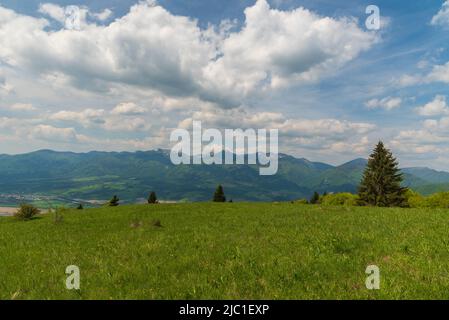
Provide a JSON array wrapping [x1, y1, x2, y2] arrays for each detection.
[[1, 203, 449, 300]]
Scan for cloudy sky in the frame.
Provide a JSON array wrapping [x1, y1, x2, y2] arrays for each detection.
[[0, 0, 449, 169]]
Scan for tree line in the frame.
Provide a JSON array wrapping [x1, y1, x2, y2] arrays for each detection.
[[104, 141, 407, 208], [104, 185, 229, 207], [9, 140, 413, 222], [11, 141, 416, 220]]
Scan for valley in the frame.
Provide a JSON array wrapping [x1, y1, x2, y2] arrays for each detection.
[[0, 150, 448, 205]]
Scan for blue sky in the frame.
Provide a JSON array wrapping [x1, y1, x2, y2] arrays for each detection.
[[0, 0, 449, 169]]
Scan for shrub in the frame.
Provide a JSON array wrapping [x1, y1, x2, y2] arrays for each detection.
[[404, 190, 449, 208], [424, 192, 449, 208], [404, 190, 425, 208], [320, 193, 359, 206], [295, 199, 308, 205], [14, 204, 40, 221], [151, 219, 162, 227], [148, 192, 158, 204], [309, 191, 320, 204], [213, 185, 226, 202], [108, 195, 120, 207]]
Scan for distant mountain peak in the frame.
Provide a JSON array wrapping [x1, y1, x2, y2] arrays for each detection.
[[338, 158, 367, 170], [0, 149, 448, 203]]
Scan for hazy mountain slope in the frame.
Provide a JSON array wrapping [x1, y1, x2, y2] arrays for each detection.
[[413, 183, 449, 195], [0, 149, 448, 202], [402, 167, 449, 184], [314, 158, 367, 193]]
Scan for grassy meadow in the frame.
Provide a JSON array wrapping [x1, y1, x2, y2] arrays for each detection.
[[1, 202, 449, 299]]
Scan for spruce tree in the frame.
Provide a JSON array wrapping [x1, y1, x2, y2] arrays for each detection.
[[358, 141, 407, 207], [108, 195, 120, 207], [213, 185, 226, 202], [310, 191, 320, 204], [148, 191, 158, 204]]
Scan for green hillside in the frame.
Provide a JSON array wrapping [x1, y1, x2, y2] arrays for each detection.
[[414, 183, 449, 195], [0, 150, 448, 204], [402, 167, 449, 184], [2, 203, 449, 299]]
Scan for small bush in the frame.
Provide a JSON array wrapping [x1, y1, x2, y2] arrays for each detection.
[[309, 191, 320, 204], [148, 192, 158, 204], [108, 195, 120, 207], [213, 185, 226, 202], [295, 199, 308, 205], [151, 219, 163, 228], [320, 193, 359, 206], [404, 190, 425, 208], [405, 190, 449, 208], [14, 204, 40, 221], [423, 192, 449, 208]]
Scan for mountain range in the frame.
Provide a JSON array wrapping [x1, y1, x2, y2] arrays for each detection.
[[0, 149, 448, 203]]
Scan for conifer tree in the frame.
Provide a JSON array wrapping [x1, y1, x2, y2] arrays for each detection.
[[108, 195, 120, 207], [310, 191, 320, 204], [213, 185, 226, 202], [148, 191, 158, 204], [358, 141, 407, 207]]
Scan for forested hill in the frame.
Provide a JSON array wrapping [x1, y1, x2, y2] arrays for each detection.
[[0, 150, 447, 202]]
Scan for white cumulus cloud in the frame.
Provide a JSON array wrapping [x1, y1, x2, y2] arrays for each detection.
[[365, 97, 402, 110], [111, 102, 146, 116], [0, 0, 378, 109], [431, 0, 449, 27], [50, 108, 105, 127], [30, 124, 78, 142], [416, 95, 449, 116], [427, 61, 449, 83], [91, 8, 113, 21], [9, 103, 36, 111]]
